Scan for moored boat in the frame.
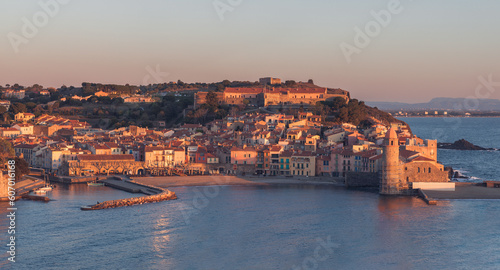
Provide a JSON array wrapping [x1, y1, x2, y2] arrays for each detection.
[[40, 185, 53, 191], [33, 189, 47, 195], [87, 182, 105, 186]]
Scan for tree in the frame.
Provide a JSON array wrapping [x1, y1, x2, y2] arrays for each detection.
[[206, 91, 219, 110], [10, 102, 27, 114], [285, 80, 296, 87], [222, 80, 231, 87], [308, 79, 314, 84], [0, 139, 15, 164], [13, 157, 30, 181]]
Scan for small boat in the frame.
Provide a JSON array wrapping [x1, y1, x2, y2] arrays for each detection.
[[33, 189, 47, 195], [80, 205, 95, 211], [87, 182, 105, 186], [40, 185, 53, 191]]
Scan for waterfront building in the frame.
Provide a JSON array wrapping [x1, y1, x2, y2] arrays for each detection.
[[380, 128, 449, 195], [63, 154, 145, 176], [291, 151, 316, 177]]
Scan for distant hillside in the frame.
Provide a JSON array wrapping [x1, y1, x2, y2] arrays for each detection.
[[366, 98, 500, 111]]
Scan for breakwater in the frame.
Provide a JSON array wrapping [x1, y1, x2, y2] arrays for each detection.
[[81, 180, 177, 210]]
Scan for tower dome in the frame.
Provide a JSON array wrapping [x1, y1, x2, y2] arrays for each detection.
[[385, 127, 397, 139]]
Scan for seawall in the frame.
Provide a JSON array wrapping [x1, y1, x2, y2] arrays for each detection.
[[81, 179, 177, 210]]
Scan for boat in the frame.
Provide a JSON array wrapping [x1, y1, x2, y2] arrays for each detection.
[[33, 189, 47, 195], [40, 185, 53, 191], [87, 182, 105, 186], [80, 205, 95, 211]]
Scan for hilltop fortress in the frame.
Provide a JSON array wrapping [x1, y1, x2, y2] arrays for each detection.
[[195, 81, 350, 108]]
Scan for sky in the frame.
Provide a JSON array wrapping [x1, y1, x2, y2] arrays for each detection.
[[1, 0, 500, 103]]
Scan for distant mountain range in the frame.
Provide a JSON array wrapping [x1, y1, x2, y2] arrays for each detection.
[[366, 98, 500, 112]]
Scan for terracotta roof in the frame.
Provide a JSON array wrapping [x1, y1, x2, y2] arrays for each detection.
[[409, 156, 435, 162], [399, 149, 420, 159], [225, 87, 264, 94], [77, 154, 134, 161]]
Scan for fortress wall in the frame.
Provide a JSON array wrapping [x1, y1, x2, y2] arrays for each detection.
[[345, 172, 379, 187]]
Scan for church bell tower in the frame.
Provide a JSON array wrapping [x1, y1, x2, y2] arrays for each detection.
[[380, 128, 402, 195]]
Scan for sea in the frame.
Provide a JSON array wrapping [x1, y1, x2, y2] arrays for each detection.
[[0, 117, 499, 270], [400, 117, 500, 182]]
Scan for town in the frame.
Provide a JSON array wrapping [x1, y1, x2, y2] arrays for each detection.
[[0, 78, 451, 195]]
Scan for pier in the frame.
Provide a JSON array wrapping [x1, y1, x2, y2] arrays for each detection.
[[418, 189, 437, 205]]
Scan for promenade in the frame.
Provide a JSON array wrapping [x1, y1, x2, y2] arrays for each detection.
[[424, 182, 500, 200]]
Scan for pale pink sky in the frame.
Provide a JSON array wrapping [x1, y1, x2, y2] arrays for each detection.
[[1, 0, 499, 102]]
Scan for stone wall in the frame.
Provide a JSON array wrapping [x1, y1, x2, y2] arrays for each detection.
[[345, 172, 380, 188], [403, 162, 449, 183]]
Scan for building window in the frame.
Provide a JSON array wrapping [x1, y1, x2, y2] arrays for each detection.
[[418, 167, 420, 173], [429, 167, 431, 173]]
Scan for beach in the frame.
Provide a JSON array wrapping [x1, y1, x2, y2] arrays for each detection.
[[131, 175, 345, 188], [132, 176, 500, 200]]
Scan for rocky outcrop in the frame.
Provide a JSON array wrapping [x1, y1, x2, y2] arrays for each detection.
[[438, 139, 495, 151]]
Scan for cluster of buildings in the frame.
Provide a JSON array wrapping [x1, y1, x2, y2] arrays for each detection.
[[194, 86, 350, 108], [60, 91, 156, 103], [0, 113, 91, 138], [2, 89, 26, 99], [2, 109, 450, 194]]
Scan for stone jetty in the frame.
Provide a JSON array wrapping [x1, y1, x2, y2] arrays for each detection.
[[81, 179, 177, 210]]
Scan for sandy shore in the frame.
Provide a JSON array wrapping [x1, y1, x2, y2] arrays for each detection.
[[424, 182, 500, 200], [131, 175, 344, 189]]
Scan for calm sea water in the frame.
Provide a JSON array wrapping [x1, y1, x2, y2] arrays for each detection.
[[0, 117, 499, 270], [400, 117, 500, 182]]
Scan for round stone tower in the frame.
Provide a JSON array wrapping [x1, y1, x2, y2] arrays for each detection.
[[380, 127, 402, 195]]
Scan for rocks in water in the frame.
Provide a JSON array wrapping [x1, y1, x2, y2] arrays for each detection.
[[438, 139, 494, 151]]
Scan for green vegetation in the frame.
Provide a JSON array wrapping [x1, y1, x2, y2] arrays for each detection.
[[0, 139, 15, 164], [315, 97, 402, 127], [186, 90, 229, 124], [0, 80, 404, 129], [82, 83, 139, 96], [0, 139, 29, 179]]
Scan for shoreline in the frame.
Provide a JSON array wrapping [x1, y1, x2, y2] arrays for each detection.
[[132, 176, 500, 200], [396, 116, 500, 118]]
